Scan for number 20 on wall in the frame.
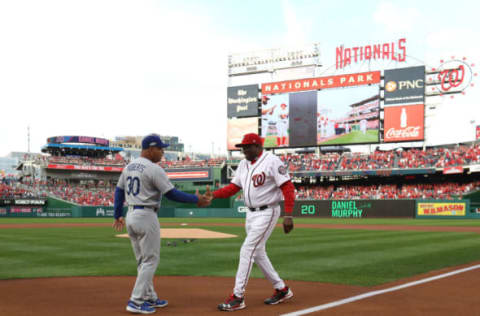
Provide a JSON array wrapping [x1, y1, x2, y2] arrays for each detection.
[[301, 205, 316, 215]]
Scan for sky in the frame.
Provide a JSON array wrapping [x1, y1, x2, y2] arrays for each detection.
[[1, 0, 479, 157]]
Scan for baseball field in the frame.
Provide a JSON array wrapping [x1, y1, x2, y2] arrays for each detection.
[[1, 217, 480, 315], [263, 131, 379, 148]]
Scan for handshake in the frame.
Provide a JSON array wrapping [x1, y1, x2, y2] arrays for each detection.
[[195, 185, 214, 207]]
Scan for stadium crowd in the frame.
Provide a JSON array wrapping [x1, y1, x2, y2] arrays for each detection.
[[296, 181, 480, 200], [19, 143, 480, 172], [17, 179, 115, 206], [159, 157, 226, 168], [46, 156, 125, 167], [0, 180, 45, 199], [282, 144, 480, 171], [2, 143, 480, 206]]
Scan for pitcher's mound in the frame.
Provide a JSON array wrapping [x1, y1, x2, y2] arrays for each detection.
[[116, 228, 237, 239]]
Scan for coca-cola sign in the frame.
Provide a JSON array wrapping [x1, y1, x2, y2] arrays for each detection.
[[384, 104, 424, 142], [386, 126, 421, 139]]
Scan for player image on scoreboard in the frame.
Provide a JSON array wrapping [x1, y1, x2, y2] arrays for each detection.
[[260, 94, 289, 148], [316, 85, 380, 145]]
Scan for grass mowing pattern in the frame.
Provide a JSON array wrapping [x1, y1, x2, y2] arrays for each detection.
[[2, 217, 480, 226], [1, 221, 480, 286], [320, 130, 378, 145]]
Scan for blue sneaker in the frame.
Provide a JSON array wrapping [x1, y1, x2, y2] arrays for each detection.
[[126, 300, 156, 314], [146, 299, 168, 308]]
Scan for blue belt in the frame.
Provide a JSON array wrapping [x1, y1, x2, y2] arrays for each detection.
[[133, 205, 158, 212]]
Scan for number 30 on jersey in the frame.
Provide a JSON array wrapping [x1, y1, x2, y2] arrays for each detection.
[[126, 176, 140, 196]]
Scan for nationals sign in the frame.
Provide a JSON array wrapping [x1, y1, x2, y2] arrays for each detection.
[[336, 38, 407, 69], [383, 104, 424, 142], [261, 71, 380, 94]]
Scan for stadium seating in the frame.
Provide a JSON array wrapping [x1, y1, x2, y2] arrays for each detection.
[[4, 144, 479, 205], [296, 181, 480, 200]]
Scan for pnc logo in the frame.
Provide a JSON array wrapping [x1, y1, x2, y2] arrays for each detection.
[[385, 81, 397, 92], [386, 79, 424, 92]]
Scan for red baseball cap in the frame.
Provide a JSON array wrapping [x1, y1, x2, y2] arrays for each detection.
[[235, 133, 262, 148], [262, 95, 270, 101]]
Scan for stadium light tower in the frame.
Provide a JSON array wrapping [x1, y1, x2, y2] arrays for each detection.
[[27, 125, 30, 153]]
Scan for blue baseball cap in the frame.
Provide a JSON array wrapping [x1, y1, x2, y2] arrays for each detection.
[[141, 133, 169, 149]]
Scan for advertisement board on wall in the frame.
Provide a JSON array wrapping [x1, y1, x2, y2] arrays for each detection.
[[47, 164, 123, 172], [443, 166, 463, 174], [383, 104, 424, 142], [384, 66, 425, 106], [417, 201, 467, 217], [289, 200, 415, 218], [262, 71, 380, 95], [227, 84, 259, 118], [47, 136, 110, 146], [227, 117, 258, 150], [165, 168, 212, 182]]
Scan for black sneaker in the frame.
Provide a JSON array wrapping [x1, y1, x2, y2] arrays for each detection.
[[217, 293, 246, 311], [264, 286, 293, 305]]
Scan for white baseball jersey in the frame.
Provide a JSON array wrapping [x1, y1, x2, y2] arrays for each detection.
[[232, 151, 289, 208], [276, 106, 288, 124], [275, 106, 288, 137], [261, 102, 278, 137]]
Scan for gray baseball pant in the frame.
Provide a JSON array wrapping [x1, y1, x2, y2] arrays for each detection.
[[126, 207, 160, 304]]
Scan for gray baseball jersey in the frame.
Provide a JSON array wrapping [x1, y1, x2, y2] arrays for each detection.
[[117, 157, 174, 207]]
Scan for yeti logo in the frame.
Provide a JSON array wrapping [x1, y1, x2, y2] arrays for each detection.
[[96, 208, 105, 216]]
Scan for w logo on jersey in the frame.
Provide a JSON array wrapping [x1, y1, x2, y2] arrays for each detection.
[[252, 172, 266, 187]]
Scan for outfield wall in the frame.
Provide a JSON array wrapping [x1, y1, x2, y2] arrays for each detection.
[[1, 197, 480, 219]]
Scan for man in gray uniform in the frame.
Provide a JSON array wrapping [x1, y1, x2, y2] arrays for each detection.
[[113, 133, 210, 314]]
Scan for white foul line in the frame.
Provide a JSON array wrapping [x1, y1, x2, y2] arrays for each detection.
[[281, 264, 480, 316]]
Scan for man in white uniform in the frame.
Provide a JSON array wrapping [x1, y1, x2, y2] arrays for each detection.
[[113, 133, 210, 314], [208, 133, 295, 312], [317, 113, 328, 139], [260, 96, 278, 146], [276, 103, 289, 147], [360, 119, 367, 134]]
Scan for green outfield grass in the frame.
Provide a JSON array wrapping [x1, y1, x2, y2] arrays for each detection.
[[320, 130, 378, 145], [263, 135, 281, 148], [1, 217, 480, 286], [2, 217, 480, 226]]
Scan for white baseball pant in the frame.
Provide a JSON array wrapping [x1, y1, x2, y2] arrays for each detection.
[[233, 204, 286, 297]]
